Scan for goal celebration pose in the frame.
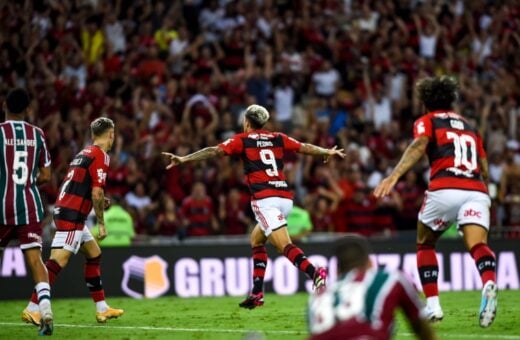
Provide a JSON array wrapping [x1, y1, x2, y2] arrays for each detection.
[[163, 104, 345, 308], [374, 76, 497, 327], [22, 117, 123, 325]]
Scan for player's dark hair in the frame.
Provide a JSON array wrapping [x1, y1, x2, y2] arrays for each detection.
[[334, 235, 371, 275], [90, 117, 114, 137], [416, 76, 459, 111], [5, 88, 30, 115]]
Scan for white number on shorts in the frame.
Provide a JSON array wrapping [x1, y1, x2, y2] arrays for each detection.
[[446, 132, 477, 171], [12, 151, 29, 185], [58, 169, 75, 200], [259, 149, 279, 176]]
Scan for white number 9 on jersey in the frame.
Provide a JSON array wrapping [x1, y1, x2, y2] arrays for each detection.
[[259, 149, 279, 176]]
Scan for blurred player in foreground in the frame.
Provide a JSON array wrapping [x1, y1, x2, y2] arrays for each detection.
[[22, 117, 123, 325], [163, 104, 345, 308], [308, 235, 436, 340], [374, 76, 497, 327], [0, 88, 54, 335]]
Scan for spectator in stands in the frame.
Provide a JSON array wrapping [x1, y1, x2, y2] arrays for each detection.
[[180, 182, 219, 238], [3, 0, 519, 238]]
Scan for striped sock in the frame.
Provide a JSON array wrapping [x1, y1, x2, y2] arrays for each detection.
[[283, 244, 316, 279], [31, 260, 61, 305], [470, 243, 497, 285], [251, 246, 267, 294], [417, 244, 439, 298], [35, 282, 51, 311], [85, 255, 106, 303]]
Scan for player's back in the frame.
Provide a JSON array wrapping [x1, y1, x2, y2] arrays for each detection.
[[0, 120, 50, 225], [414, 111, 488, 193], [219, 130, 302, 200], [54, 145, 109, 229], [308, 267, 423, 340]]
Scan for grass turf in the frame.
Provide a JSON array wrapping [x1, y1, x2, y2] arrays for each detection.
[[0, 291, 519, 339]]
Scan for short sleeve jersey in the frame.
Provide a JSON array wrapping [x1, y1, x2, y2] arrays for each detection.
[[413, 111, 488, 193], [218, 130, 302, 200], [54, 145, 109, 230]]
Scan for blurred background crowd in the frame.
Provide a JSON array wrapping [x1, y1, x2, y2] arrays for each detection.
[[1, 0, 519, 242]]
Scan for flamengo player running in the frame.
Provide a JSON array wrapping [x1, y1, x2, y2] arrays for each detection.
[[0, 88, 54, 336], [374, 76, 497, 327], [22, 118, 123, 325], [163, 104, 345, 308], [308, 235, 435, 340]]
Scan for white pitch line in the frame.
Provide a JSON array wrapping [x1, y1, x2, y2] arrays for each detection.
[[0, 322, 302, 335], [1, 322, 519, 339]]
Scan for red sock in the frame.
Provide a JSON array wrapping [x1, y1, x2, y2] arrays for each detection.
[[470, 243, 496, 285], [31, 260, 61, 304], [417, 244, 439, 297], [251, 246, 267, 294], [283, 244, 315, 279], [85, 255, 105, 302]]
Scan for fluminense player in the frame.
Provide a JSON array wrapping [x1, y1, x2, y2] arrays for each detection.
[[374, 76, 497, 327], [163, 104, 345, 308], [22, 117, 123, 325], [308, 235, 436, 339], [0, 88, 54, 335]]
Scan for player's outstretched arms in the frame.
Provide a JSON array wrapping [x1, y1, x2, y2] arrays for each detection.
[[299, 144, 346, 163], [373, 136, 428, 198], [162, 146, 226, 169]]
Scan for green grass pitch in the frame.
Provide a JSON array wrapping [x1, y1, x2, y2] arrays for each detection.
[[1, 291, 519, 339]]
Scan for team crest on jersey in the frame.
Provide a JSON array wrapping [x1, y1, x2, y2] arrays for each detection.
[[121, 255, 170, 298], [97, 169, 107, 183]]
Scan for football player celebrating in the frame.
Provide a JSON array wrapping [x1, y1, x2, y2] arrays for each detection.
[[374, 76, 497, 327], [163, 104, 345, 308]]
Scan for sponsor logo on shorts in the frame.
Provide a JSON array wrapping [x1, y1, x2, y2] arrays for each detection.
[[277, 214, 284, 221], [27, 233, 42, 243], [464, 209, 482, 218], [433, 218, 448, 228]]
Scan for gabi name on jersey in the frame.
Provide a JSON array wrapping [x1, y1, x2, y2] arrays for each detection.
[[4, 138, 36, 147]]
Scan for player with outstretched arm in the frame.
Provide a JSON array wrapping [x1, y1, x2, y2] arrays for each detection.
[[163, 104, 345, 308], [22, 118, 124, 325], [374, 76, 497, 327]]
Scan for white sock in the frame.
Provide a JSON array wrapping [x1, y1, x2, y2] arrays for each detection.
[[96, 300, 109, 312], [35, 282, 51, 311], [27, 301, 39, 312], [426, 296, 441, 309]]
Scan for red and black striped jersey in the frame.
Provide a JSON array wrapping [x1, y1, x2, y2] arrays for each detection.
[[414, 111, 488, 193], [218, 130, 302, 200], [53, 145, 109, 230], [0, 120, 51, 225]]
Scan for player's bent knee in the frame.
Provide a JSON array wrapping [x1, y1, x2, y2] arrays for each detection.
[[50, 249, 73, 268]]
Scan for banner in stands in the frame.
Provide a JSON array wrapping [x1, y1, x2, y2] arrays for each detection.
[[1, 240, 518, 299]]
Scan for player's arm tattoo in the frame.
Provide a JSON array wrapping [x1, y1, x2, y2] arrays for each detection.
[[182, 146, 225, 163], [92, 187, 105, 224], [299, 143, 330, 156], [390, 136, 429, 180]]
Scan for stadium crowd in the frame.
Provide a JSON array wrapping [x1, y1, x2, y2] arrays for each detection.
[[1, 0, 519, 239]]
